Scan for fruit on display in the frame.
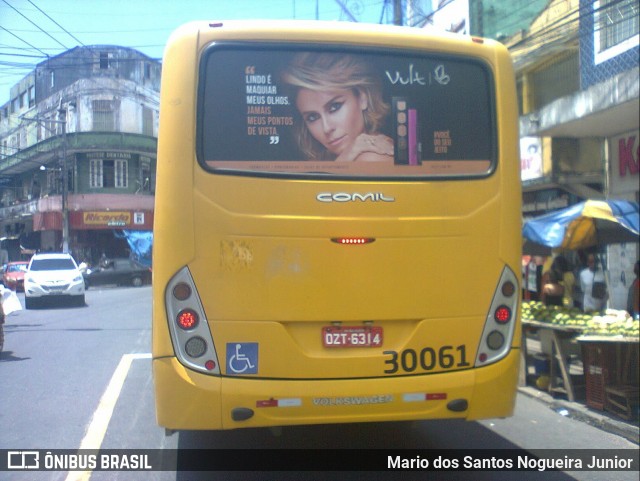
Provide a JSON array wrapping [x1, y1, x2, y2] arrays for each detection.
[[536, 375, 550, 390], [521, 301, 589, 325], [584, 309, 640, 338], [521, 302, 639, 338]]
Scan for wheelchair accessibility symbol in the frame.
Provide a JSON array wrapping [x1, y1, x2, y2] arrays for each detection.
[[226, 342, 258, 375]]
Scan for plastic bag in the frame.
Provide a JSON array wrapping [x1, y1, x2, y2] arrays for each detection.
[[1, 287, 23, 315]]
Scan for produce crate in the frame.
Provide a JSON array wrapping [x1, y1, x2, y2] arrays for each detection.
[[581, 343, 616, 411], [604, 343, 639, 420], [604, 385, 639, 420]]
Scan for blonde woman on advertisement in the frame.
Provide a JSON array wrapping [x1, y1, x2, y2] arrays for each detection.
[[282, 52, 393, 162]]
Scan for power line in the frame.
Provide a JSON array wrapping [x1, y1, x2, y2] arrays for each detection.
[[0, 25, 49, 57], [1, 0, 69, 49], [508, 0, 637, 60], [27, 0, 86, 47]]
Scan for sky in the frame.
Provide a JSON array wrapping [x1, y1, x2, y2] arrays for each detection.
[[0, 0, 412, 104]]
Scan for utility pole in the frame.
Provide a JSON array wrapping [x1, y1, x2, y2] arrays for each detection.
[[59, 107, 69, 254], [22, 109, 71, 254], [393, 0, 403, 25]]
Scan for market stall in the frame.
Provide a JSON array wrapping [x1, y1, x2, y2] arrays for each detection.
[[522, 199, 639, 251], [522, 301, 639, 417], [576, 310, 639, 420], [521, 302, 589, 401]]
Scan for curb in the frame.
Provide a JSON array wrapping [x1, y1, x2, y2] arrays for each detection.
[[518, 386, 639, 445]]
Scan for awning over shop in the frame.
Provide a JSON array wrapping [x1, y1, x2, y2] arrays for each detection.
[[522, 199, 639, 250], [115, 230, 153, 267]]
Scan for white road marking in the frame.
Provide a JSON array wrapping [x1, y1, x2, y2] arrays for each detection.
[[65, 352, 152, 481]]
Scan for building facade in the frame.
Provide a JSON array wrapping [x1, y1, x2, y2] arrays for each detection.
[[423, 0, 638, 308], [506, 0, 638, 308], [0, 45, 160, 264]]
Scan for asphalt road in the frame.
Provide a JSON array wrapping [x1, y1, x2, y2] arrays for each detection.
[[0, 286, 637, 481]]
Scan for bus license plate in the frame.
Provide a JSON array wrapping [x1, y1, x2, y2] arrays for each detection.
[[322, 326, 383, 348]]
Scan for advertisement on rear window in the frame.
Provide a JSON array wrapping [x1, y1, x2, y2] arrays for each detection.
[[199, 46, 496, 178]]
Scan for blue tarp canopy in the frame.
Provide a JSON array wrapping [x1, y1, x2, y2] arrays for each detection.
[[522, 199, 639, 250], [115, 230, 153, 267]]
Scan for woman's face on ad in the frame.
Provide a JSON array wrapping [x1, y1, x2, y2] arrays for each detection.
[[296, 87, 367, 156]]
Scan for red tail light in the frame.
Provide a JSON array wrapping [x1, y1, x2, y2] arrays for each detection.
[[177, 309, 199, 330], [494, 305, 512, 323]]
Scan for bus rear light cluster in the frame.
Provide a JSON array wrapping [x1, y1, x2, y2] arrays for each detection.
[[476, 266, 519, 366], [165, 267, 220, 374]]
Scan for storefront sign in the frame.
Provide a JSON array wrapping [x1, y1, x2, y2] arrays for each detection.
[[133, 212, 145, 225], [610, 132, 639, 199], [83, 152, 133, 160], [617, 135, 638, 177], [83, 211, 131, 226], [522, 188, 577, 216], [520, 137, 543, 181]]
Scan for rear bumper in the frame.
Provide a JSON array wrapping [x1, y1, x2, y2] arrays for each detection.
[[4, 280, 23, 291], [153, 349, 519, 430], [25, 282, 84, 298]]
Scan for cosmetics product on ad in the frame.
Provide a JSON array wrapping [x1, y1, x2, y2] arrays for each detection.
[[393, 97, 408, 165]]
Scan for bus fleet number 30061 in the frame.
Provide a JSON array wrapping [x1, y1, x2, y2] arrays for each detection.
[[383, 345, 471, 374], [322, 325, 470, 375]]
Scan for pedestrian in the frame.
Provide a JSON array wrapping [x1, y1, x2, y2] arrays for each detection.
[[541, 269, 565, 306], [579, 253, 607, 312], [552, 255, 575, 308], [0, 288, 4, 352], [524, 256, 543, 301], [628, 260, 639, 319]]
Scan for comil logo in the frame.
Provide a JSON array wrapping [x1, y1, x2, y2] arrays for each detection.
[[316, 192, 395, 203]]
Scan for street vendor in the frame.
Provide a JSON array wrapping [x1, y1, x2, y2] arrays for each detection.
[[0, 290, 4, 352], [580, 254, 607, 312], [628, 260, 639, 320], [541, 269, 565, 306], [552, 255, 575, 308]]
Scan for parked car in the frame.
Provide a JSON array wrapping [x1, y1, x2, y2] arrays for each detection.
[[2, 261, 29, 291], [83, 258, 151, 288], [24, 253, 85, 308]]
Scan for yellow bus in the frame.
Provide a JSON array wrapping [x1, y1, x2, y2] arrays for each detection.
[[153, 20, 522, 432]]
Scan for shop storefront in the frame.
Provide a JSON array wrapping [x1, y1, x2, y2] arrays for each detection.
[[606, 131, 639, 311], [32, 208, 154, 264]]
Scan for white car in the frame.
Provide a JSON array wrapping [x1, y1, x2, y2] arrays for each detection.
[[24, 253, 86, 308]]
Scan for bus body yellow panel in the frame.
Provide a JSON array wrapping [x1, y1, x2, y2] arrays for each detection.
[[153, 20, 522, 431], [154, 351, 518, 430]]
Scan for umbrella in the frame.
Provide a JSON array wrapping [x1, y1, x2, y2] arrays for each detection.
[[522, 199, 639, 250]]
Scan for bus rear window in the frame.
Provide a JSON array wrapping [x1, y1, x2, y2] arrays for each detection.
[[198, 45, 496, 179]]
